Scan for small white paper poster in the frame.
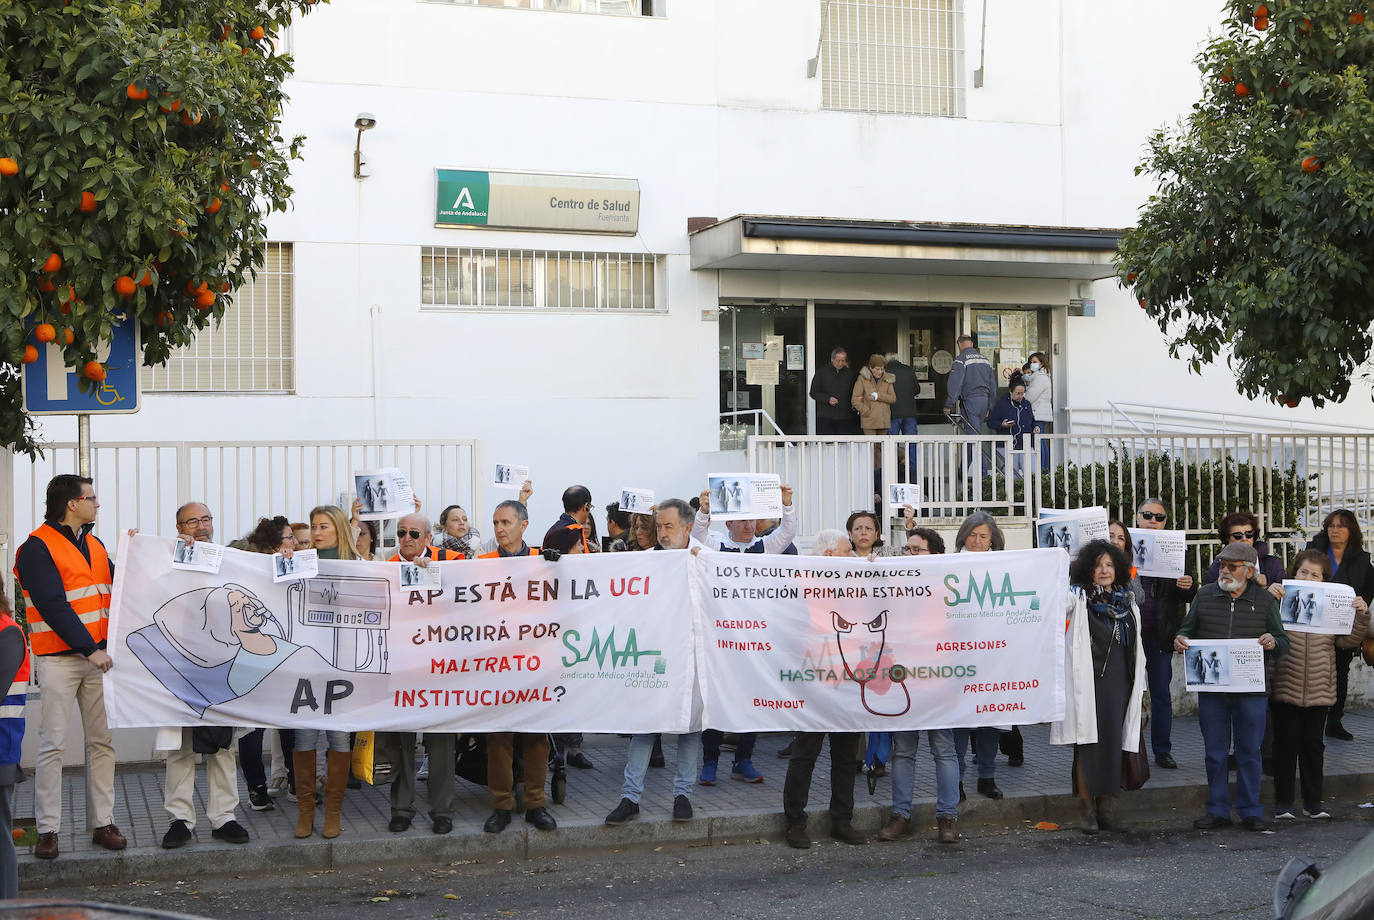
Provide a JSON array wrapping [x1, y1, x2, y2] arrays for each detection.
[[785, 345, 805, 371], [763, 335, 785, 362], [745, 360, 779, 386], [272, 549, 319, 583], [619, 488, 654, 515], [1183, 638, 1267, 693], [170, 538, 224, 574], [916, 382, 936, 400], [400, 562, 444, 589], [706, 473, 783, 522], [493, 464, 530, 490], [740, 342, 764, 360], [1037, 507, 1109, 561], [889, 483, 922, 517], [1127, 528, 1187, 579], [353, 468, 415, 521], [1280, 580, 1357, 635]]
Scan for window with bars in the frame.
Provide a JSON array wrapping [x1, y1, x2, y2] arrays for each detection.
[[821, 0, 965, 117], [421, 0, 662, 17], [421, 247, 660, 312], [142, 242, 294, 392]]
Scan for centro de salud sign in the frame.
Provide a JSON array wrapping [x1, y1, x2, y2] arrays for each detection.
[[435, 168, 640, 235]]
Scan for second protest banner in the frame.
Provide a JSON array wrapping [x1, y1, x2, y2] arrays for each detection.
[[694, 548, 1070, 732]]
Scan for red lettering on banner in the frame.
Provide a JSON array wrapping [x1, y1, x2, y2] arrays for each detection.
[[753, 698, 804, 710]]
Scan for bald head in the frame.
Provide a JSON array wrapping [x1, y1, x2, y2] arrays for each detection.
[[176, 502, 214, 543]]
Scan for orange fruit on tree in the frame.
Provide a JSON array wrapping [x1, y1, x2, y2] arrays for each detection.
[[126, 83, 149, 101], [137, 269, 153, 287], [195, 290, 216, 309], [84, 361, 105, 382], [40, 252, 61, 273], [34, 323, 56, 344], [1254, 15, 1269, 29], [0, 157, 17, 177], [1299, 17, 1312, 32], [250, 25, 265, 39], [60, 328, 73, 346], [205, 197, 222, 214], [1353, 12, 1367, 25], [158, 97, 182, 114], [220, 281, 231, 292], [1302, 156, 1322, 172], [1235, 81, 1250, 96], [1139, 298, 1147, 309], [218, 23, 231, 40], [59, 301, 71, 315], [220, 181, 231, 192], [1253, 3, 1268, 15], [38, 278, 55, 293], [78, 190, 97, 213], [1126, 271, 1139, 282], [114, 275, 137, 297], [21, 345, 37, 365], [156, 311, 173, 327]]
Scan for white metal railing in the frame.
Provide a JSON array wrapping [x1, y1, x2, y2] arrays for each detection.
[[9, 440, 483, 558], [422, 0, 648, 17], [1070, 402, 1374, 437]]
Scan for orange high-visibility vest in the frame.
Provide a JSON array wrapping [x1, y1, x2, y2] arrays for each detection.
[[387, 546, 464, 563], [478, 546, 539, 559], [0, 613, 30, 764], [13, 523, 112, 655]]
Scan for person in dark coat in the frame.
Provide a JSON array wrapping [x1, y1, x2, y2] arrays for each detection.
[[1202, 512, 1286, 588], [809, 347, 857, 435], [1304, 509, 1374, 741], [884, 352, 920, 482]]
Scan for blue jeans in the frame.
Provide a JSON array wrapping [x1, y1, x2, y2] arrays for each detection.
[[1037, 420, 1053, 470], [622, 732, 700, 804], [890, 729, 959, 819], [889, 417, 919, 480], [1198, 692, 1268, 818], [1144, 644, 1174, 756], [293, 729, 350, 753], [953, 727, 1000, 781], [702, 729, 755, 766]]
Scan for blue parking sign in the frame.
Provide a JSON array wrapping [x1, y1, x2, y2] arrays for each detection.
[[22, 313, 141, 415]]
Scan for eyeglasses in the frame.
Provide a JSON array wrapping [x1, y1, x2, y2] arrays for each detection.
[[903, 546, 929, 555], [178, 515, 213, 527], [1228, 530, 1255, 541], [73, 495, 98, 504], [1139, 512, 1166, 522], [1219, 561, 1251, 572], [396, 529, 425, 540]]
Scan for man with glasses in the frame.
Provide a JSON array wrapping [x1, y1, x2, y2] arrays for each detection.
[[1203, 512, 1286, 588], [1134, 497, 1197, 769], [1175, 542, 1288, 831], [13, 475, 125, 859], [810, 347, 857, 435], [158, 503, 253, 849], [380, 511, 463, 834]]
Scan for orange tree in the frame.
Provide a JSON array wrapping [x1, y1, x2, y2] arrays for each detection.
[[0, 0, 325, 453], [1117, 2, 1374, 409]]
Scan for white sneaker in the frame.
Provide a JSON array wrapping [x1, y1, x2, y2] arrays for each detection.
[[416, 755, 429, 780], [1274, 809, 1297, 820], [1303, 807, 1331, 819], [267, 777, 288, 798]]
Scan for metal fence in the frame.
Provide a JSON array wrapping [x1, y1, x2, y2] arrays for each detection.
[[7, 440, 484, 560]]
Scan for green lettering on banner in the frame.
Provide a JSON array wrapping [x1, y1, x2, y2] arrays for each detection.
[[436, 169, 491, 225]]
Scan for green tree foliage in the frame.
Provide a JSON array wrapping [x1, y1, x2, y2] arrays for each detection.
[[1116, 2, 1374, 409], [0, 0, 325, 454]]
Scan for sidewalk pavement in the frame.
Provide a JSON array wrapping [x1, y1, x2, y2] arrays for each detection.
[[16, 708, 1374, 888]]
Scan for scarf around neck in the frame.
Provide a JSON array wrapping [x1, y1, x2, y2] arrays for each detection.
[[1086, 584, 1133, 646]]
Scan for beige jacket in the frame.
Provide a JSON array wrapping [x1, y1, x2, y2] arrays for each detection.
[[851, 367, 896, 430], [1271, 604, 1370, 708]]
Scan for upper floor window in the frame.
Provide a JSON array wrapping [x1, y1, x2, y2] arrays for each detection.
[[421, 0, 664, 16], [422, 246, 660, 312], [821, 0, 965, 117]]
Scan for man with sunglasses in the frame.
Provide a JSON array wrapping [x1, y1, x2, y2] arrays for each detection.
[[382, 511, 462, 835], [1134, 498, 1197, 770], [13, 475, 125, 859], [1202, 512, 1286, 588]]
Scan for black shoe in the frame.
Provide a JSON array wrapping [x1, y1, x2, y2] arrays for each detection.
[[777, 741, 794, 759], [566, 750, 594, 770], [1007, 753, 1024, 767], [388, 815, 412, 833], [248, 785, 275, 811], [526, 807, 557, 831], [1326, 722, 1354, 741], [1193, 814, 1232, 830], [161, 819, 192, 849], [346, 774, 362, 790], [831, 822, 866, 845], [211, 820, 249, 844], [432, 816, 453, 835], [1155, 753, 1178, 769], [483, 809, 512, 834], [1241, 816, 1270, 832], [977, 778, 1003, 800], [673, 795, 693, 822], [1227, 753, 1237, 771], [959, 781, 966, 803], [605, 798, 640, 826]]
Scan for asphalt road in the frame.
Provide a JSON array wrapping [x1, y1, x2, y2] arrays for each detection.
[[26, 812, 1374, 920]]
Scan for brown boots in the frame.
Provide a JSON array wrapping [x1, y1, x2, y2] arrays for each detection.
[[293, 750, 316, 838], [295, 749, 352, 838], [322, 750, 351, 838]]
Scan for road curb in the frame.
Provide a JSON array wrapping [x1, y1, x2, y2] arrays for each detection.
[[21, 772, 1374, 887]]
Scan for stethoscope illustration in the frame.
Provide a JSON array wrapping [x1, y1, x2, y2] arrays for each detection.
[[831, 609, 912, 717]]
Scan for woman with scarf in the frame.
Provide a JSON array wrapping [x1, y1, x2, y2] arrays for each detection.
[[1051, 539, 1145, 834]]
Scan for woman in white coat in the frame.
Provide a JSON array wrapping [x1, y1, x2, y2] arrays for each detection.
[[1023, 352, 1053, 470], [1051, 539, 1145, 834]]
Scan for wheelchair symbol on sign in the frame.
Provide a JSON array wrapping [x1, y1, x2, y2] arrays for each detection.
[[94, 383, 123, 406]]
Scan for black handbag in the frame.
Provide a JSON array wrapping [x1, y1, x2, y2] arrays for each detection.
[[1121, 727, 1150, 791]]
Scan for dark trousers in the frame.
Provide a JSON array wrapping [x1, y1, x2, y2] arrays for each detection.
[[817, 417, 853, 436], [1199, 691, 1267, 818], [1143, 643, 1174, 756], [487, 733, 549, 811], [1330, 648, 1355, 726], [702, 730, 756, 765], [385, 732, 456, 820], [782, 732, 860, 827], [1271, 702, 1328, 810], [238, 728, 266, 789], [278, 729, 295, 788]]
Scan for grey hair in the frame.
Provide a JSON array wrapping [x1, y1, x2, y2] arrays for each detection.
[[884, 352, 900, 363], [810, 529, 850, 556], [1137, 496, 1167, 513], [495, 500, 528, 523], [954, 511, 1005, 552], [397, 511, 431, 533], [656, 499, 694, 527]]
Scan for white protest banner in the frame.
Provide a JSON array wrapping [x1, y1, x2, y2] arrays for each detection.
[[706, 473, 782, 522], [1280, 580, 1357, 635], [353, 468, 415, 521], [1037, 507, 1108, 560], [106, 534, 694, 733], [1127, 528, 1187, 579], [1182, 639, 1267, 693], [694, 548, 1069, 732]]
